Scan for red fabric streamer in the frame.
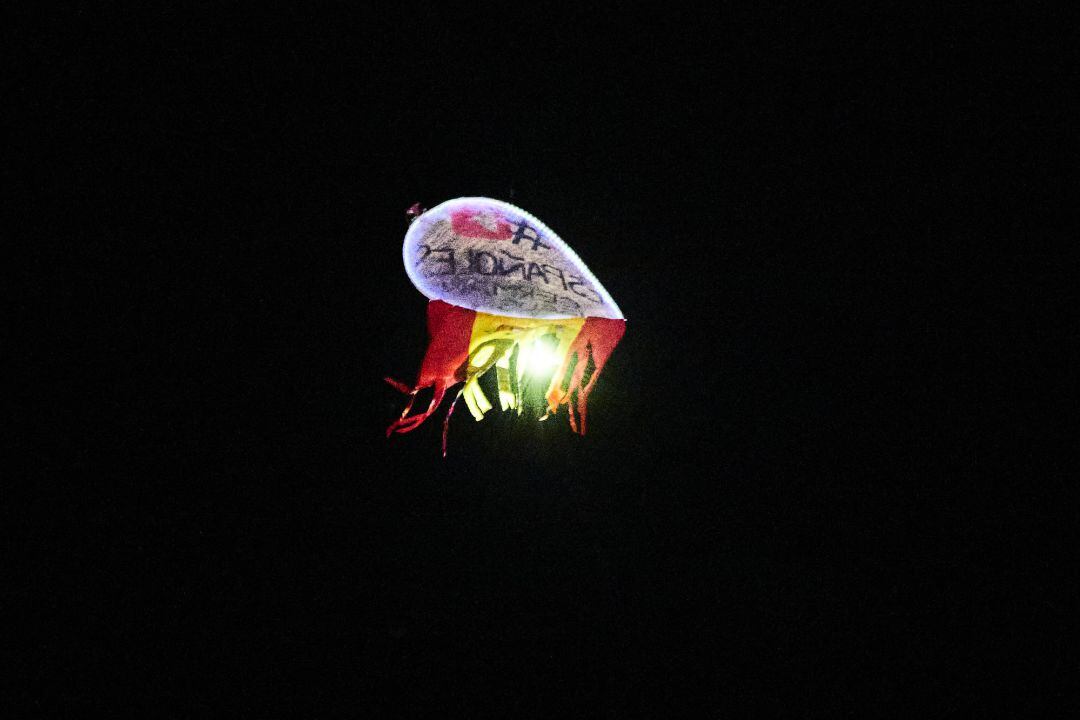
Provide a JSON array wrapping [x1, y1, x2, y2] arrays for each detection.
[[385, 300, 475, 436], [547, 317, 626, 435]]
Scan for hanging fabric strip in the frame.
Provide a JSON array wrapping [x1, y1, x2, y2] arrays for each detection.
[[385, 300, 475, 436], [546, 316, 626, 435]]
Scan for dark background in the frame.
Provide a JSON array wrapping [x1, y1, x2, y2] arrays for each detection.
[[15, 4, 1073, 716]]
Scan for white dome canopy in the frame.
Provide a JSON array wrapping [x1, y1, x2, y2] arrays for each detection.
[[403, 197, 623, 320]]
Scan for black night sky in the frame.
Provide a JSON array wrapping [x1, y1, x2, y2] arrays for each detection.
[[17, 5, 1071, 716]]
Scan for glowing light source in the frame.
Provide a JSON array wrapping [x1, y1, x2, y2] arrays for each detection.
[[520, 335, 561, 378]]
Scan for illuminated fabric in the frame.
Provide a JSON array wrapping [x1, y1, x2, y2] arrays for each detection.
[[386, 198, 626, 454]]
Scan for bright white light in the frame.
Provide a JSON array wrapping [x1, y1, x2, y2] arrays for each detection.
[[520, 337, 560, 378]]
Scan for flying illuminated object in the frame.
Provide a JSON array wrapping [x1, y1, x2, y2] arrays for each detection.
[[385, 197, 626, 454]]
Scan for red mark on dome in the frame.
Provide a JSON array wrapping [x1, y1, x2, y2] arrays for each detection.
[[450, 208, 513, 241]]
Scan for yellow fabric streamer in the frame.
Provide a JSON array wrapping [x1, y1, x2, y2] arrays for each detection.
[[459, 313, 586, 422]]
